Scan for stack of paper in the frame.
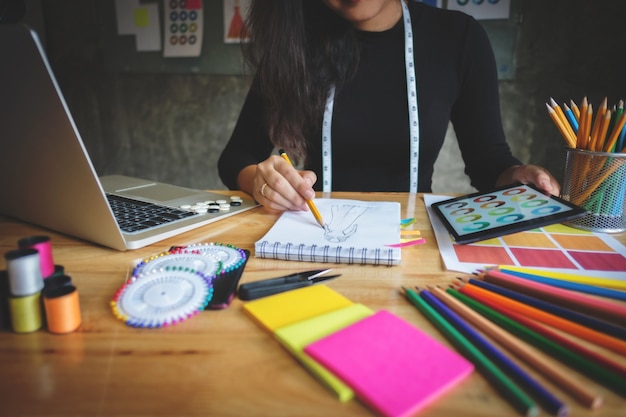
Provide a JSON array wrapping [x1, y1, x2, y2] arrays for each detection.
[[242, 285, 473, 416]]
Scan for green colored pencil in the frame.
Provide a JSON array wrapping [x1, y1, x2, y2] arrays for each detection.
[[401, 287, 538, 417], [447, 288, 626, 396]]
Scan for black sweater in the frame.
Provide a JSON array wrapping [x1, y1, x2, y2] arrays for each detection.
[[218, 2, 521, 192]]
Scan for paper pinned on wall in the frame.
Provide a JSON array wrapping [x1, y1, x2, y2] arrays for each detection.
[[115, 0, 161, 51], [223, 0, 251, 44], [446, 0, 510, 20]]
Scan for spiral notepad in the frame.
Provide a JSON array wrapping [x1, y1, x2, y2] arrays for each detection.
[[254, 199, 401, 265]]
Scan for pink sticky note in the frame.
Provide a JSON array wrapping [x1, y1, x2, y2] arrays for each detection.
[[304, 310, 473, 417]]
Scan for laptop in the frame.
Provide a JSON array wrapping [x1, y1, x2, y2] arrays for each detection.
[[0, 24, 257, 251]]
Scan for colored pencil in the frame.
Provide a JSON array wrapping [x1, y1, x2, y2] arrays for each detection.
[[497, 266, 626, 291], [419, 287, 568, 416], [546, 102, 576, 148], [278, 149, 326, 229], [465, 278, 626, 340], [448, 287, 626, 397], [489, 268, 626, 302], [461, 291, 626, 380], [428, 285, 603, 409], [575, 97, 589, 149], [569, 99, 580, 120], [456, 282, 626, 355], [401, 287, 539, 417], [563, 103, 579, 132], [603, 111, 626, 152], [593, 109, 611, 151], [477, 268, 626, 323]]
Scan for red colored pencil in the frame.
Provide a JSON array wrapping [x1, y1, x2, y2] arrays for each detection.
[[455, 283, 626, 379], [477, 268, 626, 324], [457, 282, 626, 356]]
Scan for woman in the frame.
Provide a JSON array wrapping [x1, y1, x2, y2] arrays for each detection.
[[218, 0, 559, 213]]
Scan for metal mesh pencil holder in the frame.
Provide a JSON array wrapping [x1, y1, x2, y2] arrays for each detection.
[[561, 148, 626, 233]]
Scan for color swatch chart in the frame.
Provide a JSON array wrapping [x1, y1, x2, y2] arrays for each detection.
[[425, 195, 626, 279], [434, 184, 581, 240]]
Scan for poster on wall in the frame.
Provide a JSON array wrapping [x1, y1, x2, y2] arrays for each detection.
[[114, 0, 161, 51], [447, 0, 510, 20], [224, 0, 251, 43]]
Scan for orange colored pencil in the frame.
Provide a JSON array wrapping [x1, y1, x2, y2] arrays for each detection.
[[457, 282, 626, 356], [576, 97, 589, 149], [589, 97, 608, 151], [603, 111, 626, 152], [477, 269, 626, 322], [429, 285, 603, 408], [583, 103, 593, 150], [454, 283, 626, 379]]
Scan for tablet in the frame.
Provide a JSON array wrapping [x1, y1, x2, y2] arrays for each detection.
[[431, 183, 586, 244]]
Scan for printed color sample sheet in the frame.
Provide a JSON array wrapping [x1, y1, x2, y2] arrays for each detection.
[[426, 195, 626, 279]]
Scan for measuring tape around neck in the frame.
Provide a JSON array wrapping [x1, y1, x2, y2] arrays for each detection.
[[321, 1, 420, 193]]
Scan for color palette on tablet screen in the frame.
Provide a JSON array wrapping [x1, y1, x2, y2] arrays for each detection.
[[438, 186, 576, 237]]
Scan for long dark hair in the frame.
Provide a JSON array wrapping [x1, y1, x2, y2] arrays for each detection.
[[242, 0, 359, 164]]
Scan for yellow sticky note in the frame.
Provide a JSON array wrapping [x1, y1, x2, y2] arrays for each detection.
[[275, 304, 374, 402], [134, 7, 149, 28], [242, 285, 353, 333]]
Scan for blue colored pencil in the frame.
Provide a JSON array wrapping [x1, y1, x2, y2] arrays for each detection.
[[418, 288, 568, 417], [563, 103, 579, 133], [498, 269, 626, 302], [402, 287, 539, 417], [466, 278, 626, 341]]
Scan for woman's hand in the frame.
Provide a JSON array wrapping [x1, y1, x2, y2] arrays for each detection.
[[237, 156, 318, 212], [497, 164, 561, 196]]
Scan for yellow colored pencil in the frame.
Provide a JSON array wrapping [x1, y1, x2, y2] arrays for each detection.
[[498, 266, 626, 290], [278, 149, 326, 229], [576, 97, 589, 149], [603, 111, 626, 152], [546, 103, 576, 147]]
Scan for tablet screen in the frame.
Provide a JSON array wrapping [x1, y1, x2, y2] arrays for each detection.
[[432, 184, 586, 244]]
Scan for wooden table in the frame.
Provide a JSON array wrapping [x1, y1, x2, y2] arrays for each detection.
[[1, 192, 625, 417]]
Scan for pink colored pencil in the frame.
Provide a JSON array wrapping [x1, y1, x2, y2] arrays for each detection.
[[459, 283, 626, 356], [479, 268, 626, 324], [456, 284, 626, 378]]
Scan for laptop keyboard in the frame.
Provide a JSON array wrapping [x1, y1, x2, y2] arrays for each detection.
[[106, 194, 198, 233]]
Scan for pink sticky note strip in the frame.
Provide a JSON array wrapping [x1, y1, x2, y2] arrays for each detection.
[[304, 310, 473, 417]]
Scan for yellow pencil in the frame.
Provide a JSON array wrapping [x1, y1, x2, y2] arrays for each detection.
[[576, 97, 588, 149], [603, 111, 626, 152], [549, 98, 577, 147], [279, 149, 326, 229], [498, 266, 626, 291], [589, 97, 608, 151], [546, 103, 576, 148], [594, 109, 612, 151]]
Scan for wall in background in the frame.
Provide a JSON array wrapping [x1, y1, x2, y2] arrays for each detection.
[[28, 0, 626, 193]]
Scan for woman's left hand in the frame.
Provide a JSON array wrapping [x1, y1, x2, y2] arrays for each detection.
[[497, 164, 561, 196]]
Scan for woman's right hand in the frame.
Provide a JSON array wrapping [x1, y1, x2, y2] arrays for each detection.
[[237, 156, 318, 212]]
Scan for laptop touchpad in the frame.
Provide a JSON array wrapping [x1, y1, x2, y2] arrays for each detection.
[[119, 184, 200, 202]]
